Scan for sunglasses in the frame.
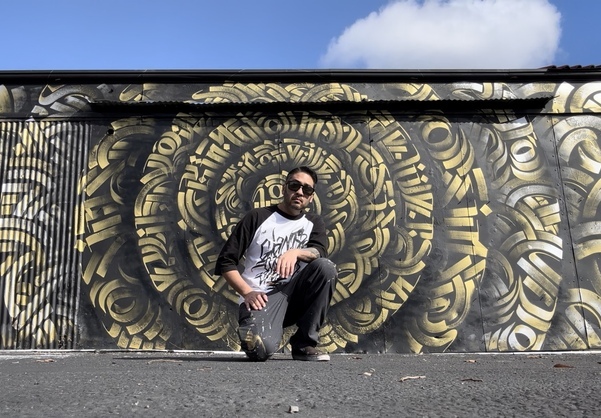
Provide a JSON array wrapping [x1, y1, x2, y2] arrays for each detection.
[[286, 180, 315, 196]]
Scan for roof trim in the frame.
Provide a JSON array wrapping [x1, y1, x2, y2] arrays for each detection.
[[1, 67, 601, 84]]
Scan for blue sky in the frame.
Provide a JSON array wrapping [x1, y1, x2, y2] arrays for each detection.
[[1, 0, 599, 70]]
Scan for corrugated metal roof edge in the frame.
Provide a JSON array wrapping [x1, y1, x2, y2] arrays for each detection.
[[542, 65, 601, 71], [0, 67, 600, 84], [88, 97, 553, 113]]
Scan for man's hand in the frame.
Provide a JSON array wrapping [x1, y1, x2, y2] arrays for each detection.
[[276, 248, 321, 278], [243, 290, 268, 311], [222, 270, 268, 311], [276, 249, 301, 279]]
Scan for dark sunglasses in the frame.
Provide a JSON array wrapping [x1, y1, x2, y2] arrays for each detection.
[[286, 180, 315, 196]]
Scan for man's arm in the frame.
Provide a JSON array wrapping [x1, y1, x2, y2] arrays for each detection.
[[214, 209, 265, 276], [296, 247, 321, 262], [222, 270, 268, 311], [275, 213, 328, 278]]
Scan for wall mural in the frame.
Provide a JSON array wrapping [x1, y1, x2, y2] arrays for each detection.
[[0, 115, 84, 348], [1, 78, 601, 353]]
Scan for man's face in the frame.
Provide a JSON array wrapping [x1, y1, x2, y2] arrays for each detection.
[[280, 172, 315, 215]]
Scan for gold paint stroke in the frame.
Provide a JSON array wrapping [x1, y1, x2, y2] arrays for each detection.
[[0, 119, 77, 348], [79, 117, 173, 349], [478, 119, 563, 351]]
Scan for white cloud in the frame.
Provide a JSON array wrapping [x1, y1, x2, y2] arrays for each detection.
[[320, 0, 561, 69]]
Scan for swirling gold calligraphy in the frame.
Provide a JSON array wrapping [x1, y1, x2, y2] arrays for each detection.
[[543, 82, 601, 349], [0, 103, 82, 348], [0, 78, 591, 352]]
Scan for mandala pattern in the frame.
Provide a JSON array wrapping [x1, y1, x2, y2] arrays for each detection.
[[1, 77, 601, 352]]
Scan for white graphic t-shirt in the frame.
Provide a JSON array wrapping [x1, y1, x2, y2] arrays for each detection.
[[214, 205, 327, 300]]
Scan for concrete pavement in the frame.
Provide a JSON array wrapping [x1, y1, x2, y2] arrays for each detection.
[[0, 350, 599, 417]]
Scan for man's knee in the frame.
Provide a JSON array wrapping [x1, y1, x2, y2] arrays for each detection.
[[309, 258, 338, 283]]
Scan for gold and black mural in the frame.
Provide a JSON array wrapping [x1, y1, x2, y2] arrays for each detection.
[[0, 102, 85, 348], [1, 75, 601, 353]]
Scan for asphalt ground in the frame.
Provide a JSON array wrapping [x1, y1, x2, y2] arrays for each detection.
[[0, 350, 599, 418]]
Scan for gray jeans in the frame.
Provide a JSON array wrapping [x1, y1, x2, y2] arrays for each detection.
[[237, 258, 337, 360]]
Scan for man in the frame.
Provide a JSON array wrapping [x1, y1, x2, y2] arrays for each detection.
[[214, 166, 337, 361]]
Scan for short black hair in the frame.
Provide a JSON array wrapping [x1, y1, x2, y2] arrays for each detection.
[[285, 166, 318, 185]]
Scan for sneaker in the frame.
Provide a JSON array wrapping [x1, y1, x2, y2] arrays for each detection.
[[238, 325, 268, 362], [292, 346, 330, 361]]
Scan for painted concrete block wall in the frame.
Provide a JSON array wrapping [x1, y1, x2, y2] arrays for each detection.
[[1, 75, 600, 353]]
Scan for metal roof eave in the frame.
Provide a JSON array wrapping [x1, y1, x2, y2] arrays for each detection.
[[0, 67, 600, 84]]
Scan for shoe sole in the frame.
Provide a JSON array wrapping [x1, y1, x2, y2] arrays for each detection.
[[292, 353, 330, 361]]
